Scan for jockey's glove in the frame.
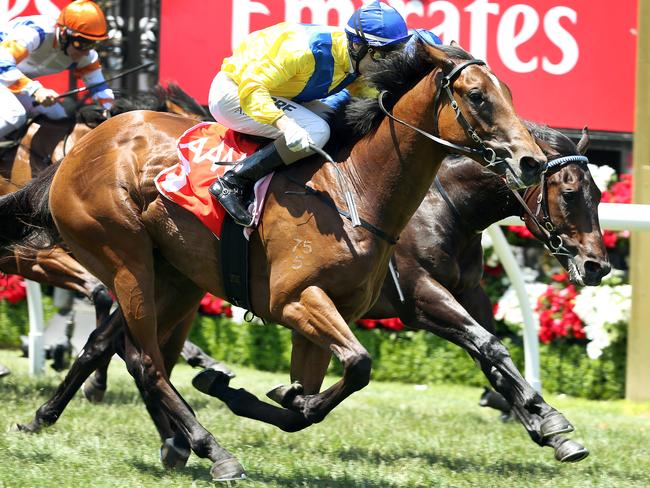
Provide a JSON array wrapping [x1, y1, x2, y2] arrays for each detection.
[[275, 115, 313, 152]]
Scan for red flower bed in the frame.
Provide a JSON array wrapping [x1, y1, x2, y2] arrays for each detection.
[[199, 294, 233, 317], [356, 317, 405, 332], [535, 273, 585, 344], [0, 274, 27, 304]]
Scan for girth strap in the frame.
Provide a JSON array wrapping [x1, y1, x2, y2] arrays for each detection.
[[284, 174, 399, 245]]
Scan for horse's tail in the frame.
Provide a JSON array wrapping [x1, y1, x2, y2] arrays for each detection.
[[0, 164, 59, 249]]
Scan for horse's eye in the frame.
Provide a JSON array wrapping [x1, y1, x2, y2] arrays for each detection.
[[468, 90, 484, 105], [562, 190, 578, 202]]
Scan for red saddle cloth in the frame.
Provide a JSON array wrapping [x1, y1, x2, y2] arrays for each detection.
[[154, 122, 263, 237]]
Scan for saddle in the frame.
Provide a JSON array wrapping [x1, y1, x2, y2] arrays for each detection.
[[155, 122, 274, 312]]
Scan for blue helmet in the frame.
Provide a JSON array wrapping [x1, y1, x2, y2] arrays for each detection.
[[345, 1, 411, 48]]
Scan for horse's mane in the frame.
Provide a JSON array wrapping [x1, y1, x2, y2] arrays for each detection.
[[76, 83, 209, 126], [523, 121, 579, 156], [342, 43, 474, 139], [162, 83, 211, 119]]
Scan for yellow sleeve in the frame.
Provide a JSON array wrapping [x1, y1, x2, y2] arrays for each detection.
[[233, 28, 314, 125], [347, 77, 379, 99]]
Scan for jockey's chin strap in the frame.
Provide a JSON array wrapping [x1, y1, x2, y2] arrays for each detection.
[[512, 154, 589, 258], [378, 59, 537, 189]]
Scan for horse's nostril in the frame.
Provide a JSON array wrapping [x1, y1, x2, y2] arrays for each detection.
[[520, 156, 540, 172], [584, 260, 609, 277]]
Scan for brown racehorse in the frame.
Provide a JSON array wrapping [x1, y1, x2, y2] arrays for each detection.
[[183, 123, 606, 464], [0, 43, 549, 480], [0, 84, 211, 316]]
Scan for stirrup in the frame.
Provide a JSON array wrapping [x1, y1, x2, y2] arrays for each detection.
[[209, 178, 255, 228]]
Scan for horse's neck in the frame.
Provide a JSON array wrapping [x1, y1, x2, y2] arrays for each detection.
[[435, 160, 524, 233], [328, 78, 448, 242]]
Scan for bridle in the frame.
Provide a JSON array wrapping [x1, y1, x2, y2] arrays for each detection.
[[377, 58, 540, 188], [513, 155, 589, 258]]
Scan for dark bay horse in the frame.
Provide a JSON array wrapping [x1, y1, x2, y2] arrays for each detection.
[[0, 43, 548, 480]]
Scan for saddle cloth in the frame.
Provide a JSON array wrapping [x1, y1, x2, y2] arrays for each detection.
[[154, 122, 272, 238]]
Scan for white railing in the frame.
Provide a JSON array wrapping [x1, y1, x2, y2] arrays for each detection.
[[490, 202, 650, 392]]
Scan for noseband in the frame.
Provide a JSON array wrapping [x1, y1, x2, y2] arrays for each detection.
[[512, 154, 589, 258], [378, 58, 524, 182]]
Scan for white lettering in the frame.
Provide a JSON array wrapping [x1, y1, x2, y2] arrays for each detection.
[[497, 4, 539, 73], [284, 0, 354, 26], [386, 0, 424, 24], [543, 6, 579, 75], [427, 1, 460, 44], [465, 0, 499, 61], [232, 0, 271, 49]]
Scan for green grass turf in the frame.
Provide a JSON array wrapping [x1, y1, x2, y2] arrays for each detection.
[[0, 349, 648, 487]]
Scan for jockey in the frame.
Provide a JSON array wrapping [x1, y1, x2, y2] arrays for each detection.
[[208, 0, 411, 227], [0, 0, 114, 140]]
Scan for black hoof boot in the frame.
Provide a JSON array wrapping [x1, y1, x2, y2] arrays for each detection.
[[540, 411, 574, 439], [266, 381, 304, 408], [554, 438, 589, 463], [209, 173, 254, 227], [192, 368, 232, 396]]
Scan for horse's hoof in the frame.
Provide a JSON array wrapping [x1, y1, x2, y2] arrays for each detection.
[[210, 457, 246, 482], [192, 368, 232, 396], [266, 381, 304, 408], [14, 422, 40, 434], [0, 364, 10, 377], [540, 411, 574, 438], [82, 379, 106, 403], [554, 438, 589, 463], [160, 437, 190, 470], [209, 362, 236, 379]]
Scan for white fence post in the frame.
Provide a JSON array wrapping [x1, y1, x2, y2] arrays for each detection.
[[486, 224, 542, 392], [26, 280, 45, 376]]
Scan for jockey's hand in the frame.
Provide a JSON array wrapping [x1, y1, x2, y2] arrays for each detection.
[[275, 115, 313, 152], [34, 87, 60, 107]]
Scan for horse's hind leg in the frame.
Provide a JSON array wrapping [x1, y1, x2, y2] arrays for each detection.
[[83, 284, 115, 403], [16, 307, 124, 433]]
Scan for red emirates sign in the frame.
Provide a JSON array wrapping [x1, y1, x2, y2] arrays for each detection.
[[160, 0, 638, 133]]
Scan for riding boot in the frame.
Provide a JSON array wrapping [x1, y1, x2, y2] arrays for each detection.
[[209, 141, 285, 227]]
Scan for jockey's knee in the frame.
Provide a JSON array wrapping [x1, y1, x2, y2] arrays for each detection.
[[0, 110, 27, 137]]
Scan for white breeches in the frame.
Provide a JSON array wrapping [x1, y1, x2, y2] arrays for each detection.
[[0, 83, 67, 138], [208, 71, 331, 148]]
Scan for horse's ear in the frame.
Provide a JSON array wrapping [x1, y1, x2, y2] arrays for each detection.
[[421, 42, 453, 70], [534, 137, 559, 159], [577, 126, 590, 155]]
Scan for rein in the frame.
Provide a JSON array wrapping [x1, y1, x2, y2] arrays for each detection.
[[377, 59, 526, 184]]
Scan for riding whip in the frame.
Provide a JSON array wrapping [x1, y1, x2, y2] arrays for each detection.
[[33, 61, 155, 106]]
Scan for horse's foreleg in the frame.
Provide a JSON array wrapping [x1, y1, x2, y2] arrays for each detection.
[[278, 286, 371, 424], [401, 278, 575, 444], [16, 307, 123, 433], [195, 328, 332, 432]]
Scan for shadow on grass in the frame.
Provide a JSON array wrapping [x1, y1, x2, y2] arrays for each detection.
[[338, 446, 649, 483], [130, 457, 401, 488]]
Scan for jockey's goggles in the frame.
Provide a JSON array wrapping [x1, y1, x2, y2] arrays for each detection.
[[70, 35, 99, 51], [368, 46, 398, 61]]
